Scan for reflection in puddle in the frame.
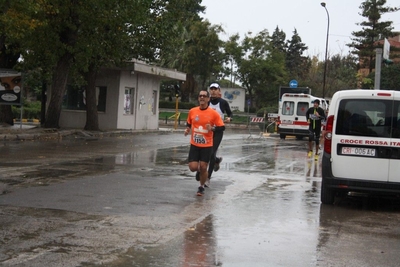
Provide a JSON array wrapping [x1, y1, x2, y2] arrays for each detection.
[[219, 140, 322, 180], [110, 146, 188, 166], [180, 215, 220, 266], [107, 215, 220, 267]]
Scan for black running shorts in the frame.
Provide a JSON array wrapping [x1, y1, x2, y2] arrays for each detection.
[[188, 145, 213, 163]]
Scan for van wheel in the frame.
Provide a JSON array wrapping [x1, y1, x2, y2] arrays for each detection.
[[295, 136, 303, 140], [321, 179, 335, 204], [280, 134, 286, 140]]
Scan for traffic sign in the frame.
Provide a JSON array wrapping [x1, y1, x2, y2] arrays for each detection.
[[289, 80, 298, 88], [383, 38, 390, 60]]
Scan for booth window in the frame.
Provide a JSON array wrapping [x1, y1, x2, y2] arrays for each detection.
[[124, 88, 134, 114], [63, 86, 107, 112], [152, 90, 157, 115]]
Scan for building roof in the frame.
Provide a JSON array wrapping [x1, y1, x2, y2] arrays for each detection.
[[105, 59, 187, 81], [133, 61, 186, 81], [376, 35, 400, 49]]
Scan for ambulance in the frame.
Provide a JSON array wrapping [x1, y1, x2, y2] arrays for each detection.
[[321, 89, 400, 204], [277, 93, 328, 140]]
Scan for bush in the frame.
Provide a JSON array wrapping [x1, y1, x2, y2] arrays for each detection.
[[12, 101, 41, 119], [159, 100, 196, 109]]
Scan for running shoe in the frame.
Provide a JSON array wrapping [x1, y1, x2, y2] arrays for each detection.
[[195, 171, 200, 181], [204, 178, 210, 188], [307, 151, 313, 158], [314, 154, 319, 161], [214, 157, 223, 172], [197, 186, 205, 196]]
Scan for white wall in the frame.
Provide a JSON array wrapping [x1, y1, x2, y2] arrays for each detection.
[[59, 69, 121, 129], [133, 73, 160, 130], [116, 70, 136, 129], [117, 71, 160, 130], [59, 64, 183, 131], [97, 69, 121, 129]]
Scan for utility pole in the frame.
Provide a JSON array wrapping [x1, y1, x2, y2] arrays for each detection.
[[321, 2, 330, 99], [374, 48, 382, 89]]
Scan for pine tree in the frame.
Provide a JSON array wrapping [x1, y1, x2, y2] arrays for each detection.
[[285, 29, 309, 81], [271, 26, 287, 53], [348, 0, 398, 73]]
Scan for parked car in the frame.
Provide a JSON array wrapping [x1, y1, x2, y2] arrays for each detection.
[[321, 89, 400, 204]]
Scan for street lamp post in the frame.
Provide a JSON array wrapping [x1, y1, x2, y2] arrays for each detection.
[[321, 2, 330, 99]]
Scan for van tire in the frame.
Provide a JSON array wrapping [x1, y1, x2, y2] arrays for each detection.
[[280, 134, 286, 140], [296, 136, 303, 140], [321, 179, 335, 204]]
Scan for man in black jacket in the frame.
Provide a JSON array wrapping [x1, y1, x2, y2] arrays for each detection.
[[195, 82, 233, 186], [306, 99, 326, 161]]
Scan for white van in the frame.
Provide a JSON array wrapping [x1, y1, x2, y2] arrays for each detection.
[[321, 89, 400, 204], [277, 93, 328, 139]]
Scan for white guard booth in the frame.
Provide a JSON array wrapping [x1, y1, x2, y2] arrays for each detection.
[[59, 60, 186, 130]]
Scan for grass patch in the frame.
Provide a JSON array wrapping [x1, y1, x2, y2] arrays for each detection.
[[159, 112, 188, 120]]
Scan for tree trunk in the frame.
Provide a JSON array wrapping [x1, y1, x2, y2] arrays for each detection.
[[0, 105, 14, 125], [182, 73, 197, 102], [84, 65, 99, 131], [44, 53, 72, 128]]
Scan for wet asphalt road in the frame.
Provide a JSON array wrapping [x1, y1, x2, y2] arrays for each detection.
[[1, 129, 400, 266]]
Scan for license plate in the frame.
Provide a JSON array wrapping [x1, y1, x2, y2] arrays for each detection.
[[341, 147, 376, 157]]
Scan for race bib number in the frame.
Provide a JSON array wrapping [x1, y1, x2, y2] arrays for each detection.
[[193, 134, 206, 144]]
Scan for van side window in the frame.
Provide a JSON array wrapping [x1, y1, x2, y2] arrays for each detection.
[[392, 104, 400, 139], [297, 102, 308, 116], [336, 99, 390, 137], [282, 101, 294, 115]]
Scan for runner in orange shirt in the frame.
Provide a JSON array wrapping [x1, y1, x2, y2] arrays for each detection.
[[184, 90, 225, 196]]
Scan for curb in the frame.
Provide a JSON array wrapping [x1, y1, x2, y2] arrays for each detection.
[[0, 128, 161, 142], [13, 119, 40, 124]]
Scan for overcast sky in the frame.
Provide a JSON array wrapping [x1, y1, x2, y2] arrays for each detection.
[[201, 0, 400, 59]]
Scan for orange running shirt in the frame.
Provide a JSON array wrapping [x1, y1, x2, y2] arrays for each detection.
[[187, 106, 224, 148]]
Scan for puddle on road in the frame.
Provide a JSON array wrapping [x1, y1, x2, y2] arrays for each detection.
[[97, 215, 220, 267], [97, 174, 322, 267], [1, 138, 330, 266], [83, 146, 189, 167], [1, 137, 320, 196], [0, 146, 190, 190]]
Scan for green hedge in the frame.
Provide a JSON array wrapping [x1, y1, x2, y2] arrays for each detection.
[[12, 101, 41, 119], [159, 100, 196, 109]]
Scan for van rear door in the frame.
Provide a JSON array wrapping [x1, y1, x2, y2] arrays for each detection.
[[331, 91, 395, 182], [388, 92, 400, 183], [278, 95, 309, 135]]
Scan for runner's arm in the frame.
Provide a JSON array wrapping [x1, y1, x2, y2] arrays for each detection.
[[222, 99, 233, 121], [213, 111, 225, 132], [306, 108, 311, 123], [184, 122, 191, 136], [213, 125, 225, 132]]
